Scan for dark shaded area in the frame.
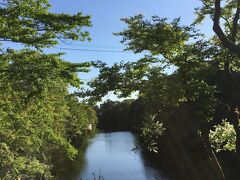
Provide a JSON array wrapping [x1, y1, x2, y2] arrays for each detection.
[[95, 99, 142, 132], [52, 132, 96, 180], [139, 143, 240, 180], [96, 99, 240, 180]]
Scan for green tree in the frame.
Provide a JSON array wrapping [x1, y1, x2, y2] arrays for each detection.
[[86, 13, 237, 179], [0, 0, 94, 178], [196, 0, 240, 157], [0, 0, 91, 48], [66, 96, 97, 140]]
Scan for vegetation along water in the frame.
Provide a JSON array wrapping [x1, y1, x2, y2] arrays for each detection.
[[1, 0, 240, 179]]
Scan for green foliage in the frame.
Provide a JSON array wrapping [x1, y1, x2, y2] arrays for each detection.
[[96, 100, 135, 131], [86, 10, 238, 159], [209, 120, 236, 152], [141, 115, 165, 153], [0, 51, 86, 177], [66, 96, 97, 139], [0, 0, 97, 178], [116, 15, 192, 58], [80, 0, 240, 178], [0, 0, 91, 48]]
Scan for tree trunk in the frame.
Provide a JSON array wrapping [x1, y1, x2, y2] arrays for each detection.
[[230, 106, 240, 159], [223, 55, 240, 159]]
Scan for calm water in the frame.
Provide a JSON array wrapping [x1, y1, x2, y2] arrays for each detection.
[[73, 131, 168, 180], [56, 131, 240, 180]]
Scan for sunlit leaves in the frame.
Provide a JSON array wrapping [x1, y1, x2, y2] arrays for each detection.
[[0, 0, 95, 178], [116, 14, 191, 58], [0, 0, 91, 48], [66, 96, 97, 139], [209, 120, 236, 152], [141, 115, 165, 153]]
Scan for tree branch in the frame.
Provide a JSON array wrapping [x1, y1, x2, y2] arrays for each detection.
[[201, 0, 232, 31], [213, 0, 240, 56], [232, 1, 240, 42]]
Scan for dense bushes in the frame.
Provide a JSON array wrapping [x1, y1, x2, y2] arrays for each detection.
[[0, 50, 98, 179]]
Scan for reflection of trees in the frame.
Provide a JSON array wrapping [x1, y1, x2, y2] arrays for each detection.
[[54, 133, 96, 180]]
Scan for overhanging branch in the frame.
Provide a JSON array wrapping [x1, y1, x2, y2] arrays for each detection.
[[213, 0, 240, 56]]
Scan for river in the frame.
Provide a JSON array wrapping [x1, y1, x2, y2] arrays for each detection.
[[56, 131, 169, 180]]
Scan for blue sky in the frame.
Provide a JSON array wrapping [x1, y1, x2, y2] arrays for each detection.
[[46, 0, 213, 101], [47, 0, 212, 81]]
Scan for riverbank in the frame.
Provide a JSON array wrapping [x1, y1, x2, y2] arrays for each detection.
[[53, 132, 97, 180]]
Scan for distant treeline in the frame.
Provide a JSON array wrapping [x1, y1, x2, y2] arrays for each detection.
[[96, 99, 143, 132]]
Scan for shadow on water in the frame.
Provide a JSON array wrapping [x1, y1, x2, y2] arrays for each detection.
[[54, 131, 170, 180], [53, 131, 240, 180], [137, 136, 240, 180], [53, 132, 97, 180]]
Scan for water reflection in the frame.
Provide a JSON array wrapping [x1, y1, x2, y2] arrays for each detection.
[[56, 131, 240, 180], [75, 131, 168, 180]]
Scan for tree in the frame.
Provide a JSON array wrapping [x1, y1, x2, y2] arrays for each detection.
[[66, 96, 97, 140], [86, 13, 240, 179], [0, 0, 94, 178], [196, 0, 240, 56], [0, 0, 91, 48], [196, 0, 240, 157]]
